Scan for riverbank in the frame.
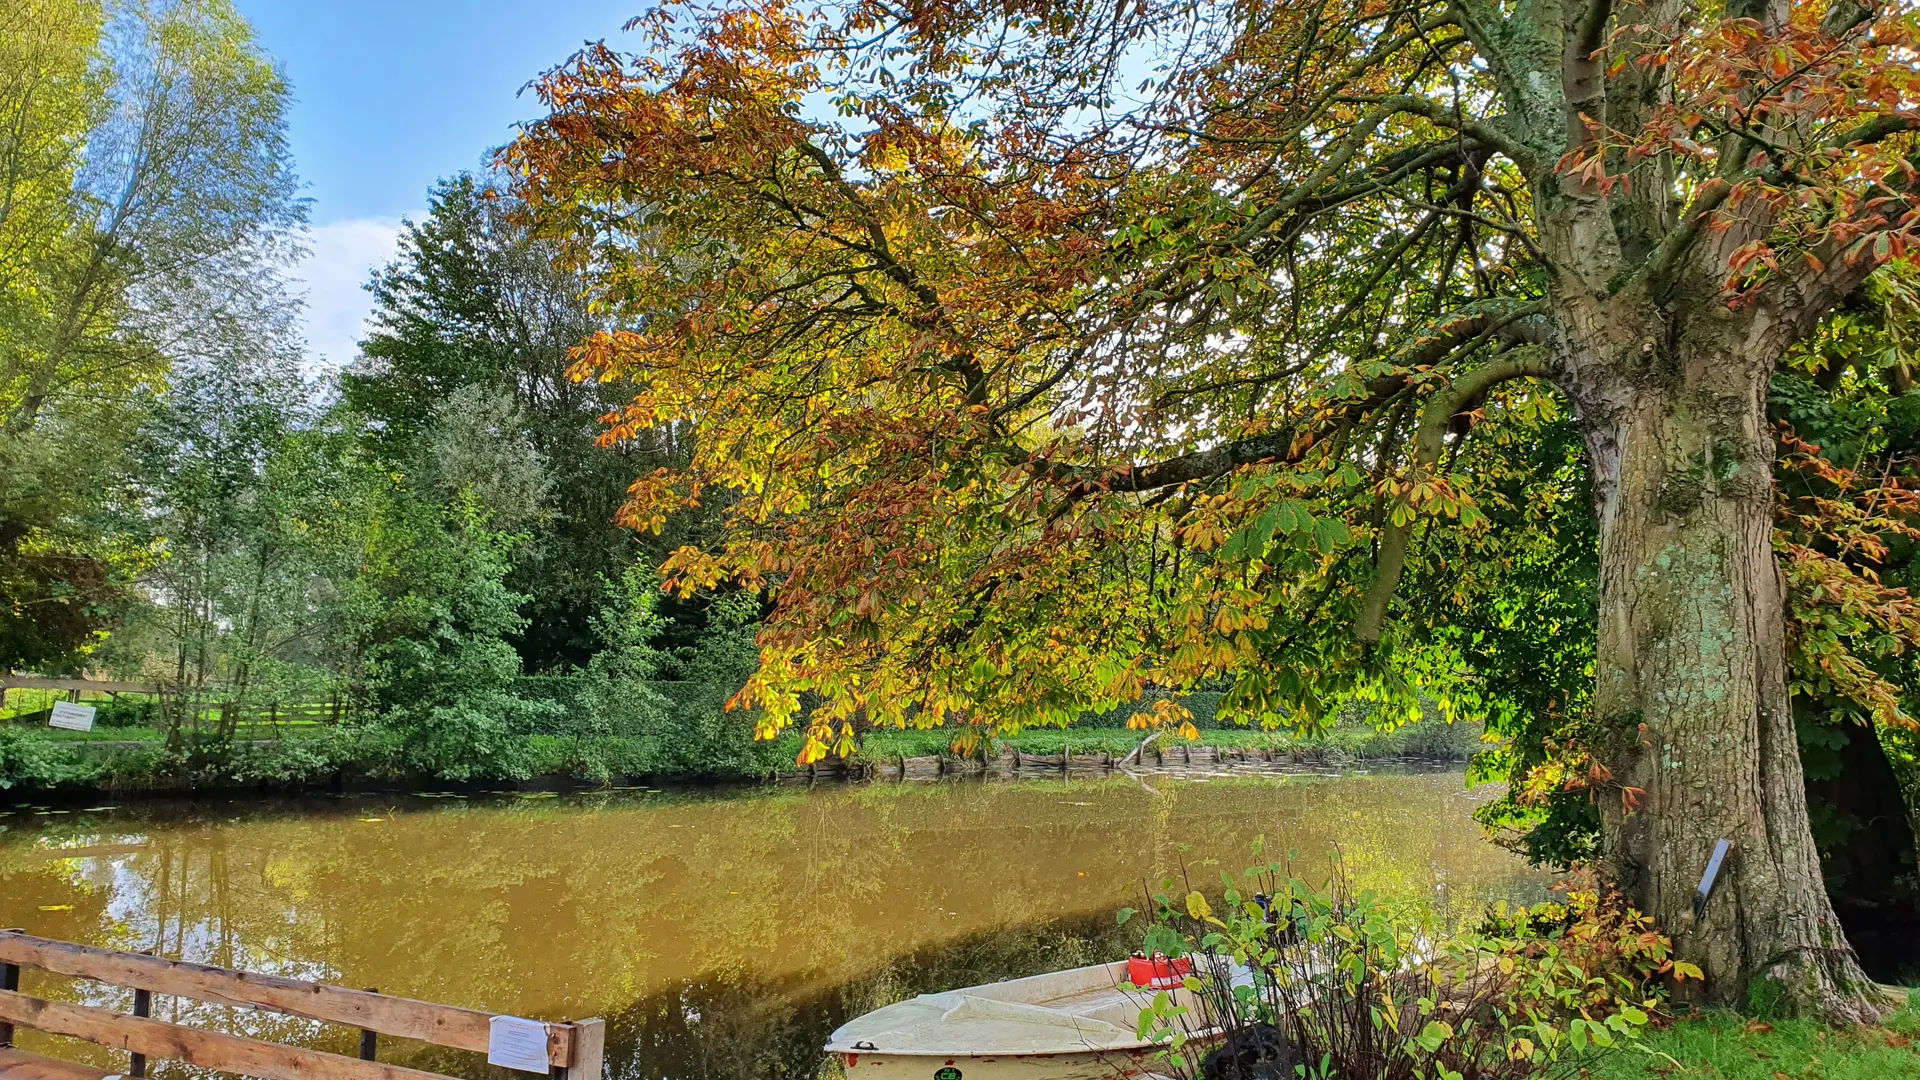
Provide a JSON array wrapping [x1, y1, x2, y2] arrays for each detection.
[[0, 715, 1482, 798], [839, 719, 1481, 763]]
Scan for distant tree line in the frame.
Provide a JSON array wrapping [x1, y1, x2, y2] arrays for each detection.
[[0, 1, 770, 782]]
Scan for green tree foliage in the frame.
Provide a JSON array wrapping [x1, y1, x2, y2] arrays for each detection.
[[0, 0, 99, 338], [650, 591, 781, 775], [2, 0, 303, 434], [571, 568, 782, 777], [0, 0, 303, 670], [346, 173, 664, 670], [0, 5, 779, 787], [577, 561, 673, 736], [108, 339, 349, 740], [1401, 415, 1605, 869], [0, 0, 118, 672], [354, 494, 559, 781]]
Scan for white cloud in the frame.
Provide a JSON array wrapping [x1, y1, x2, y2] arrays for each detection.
[[292, 217, 408, 375]]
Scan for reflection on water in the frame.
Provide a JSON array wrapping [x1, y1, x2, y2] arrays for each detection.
[[0, 769, 1545, 1079]]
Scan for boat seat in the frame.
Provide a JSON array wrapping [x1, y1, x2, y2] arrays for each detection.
[[1036, 984, 1150, 1030], [1069, 998, 1140, 1029], [0, 1048, 113, 1080]]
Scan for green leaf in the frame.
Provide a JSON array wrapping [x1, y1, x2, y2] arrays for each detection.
[[1415, 1019, 1452, 1052], [1313, 516, 1350, 553], [1221, 505, 1279, 559]]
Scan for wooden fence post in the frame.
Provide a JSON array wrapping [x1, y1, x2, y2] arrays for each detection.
[[130, 948, 154, 1077], [565, 1019, 604, 1079]]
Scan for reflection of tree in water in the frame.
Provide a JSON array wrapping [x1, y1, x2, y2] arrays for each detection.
[[596, 916, 1121, 1080], [0, 774, 1544, 1078], [372, 917, 1119, 1080]]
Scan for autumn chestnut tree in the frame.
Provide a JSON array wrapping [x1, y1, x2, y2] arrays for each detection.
[[510, 0, 1920, 1019]]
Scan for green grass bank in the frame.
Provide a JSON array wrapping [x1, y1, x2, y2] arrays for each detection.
[[2, 697, 1482, 797], [1591, 994, 1919, 1079]]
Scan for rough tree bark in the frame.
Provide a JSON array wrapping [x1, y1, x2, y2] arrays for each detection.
[[1555, 291, 1898, 1021]]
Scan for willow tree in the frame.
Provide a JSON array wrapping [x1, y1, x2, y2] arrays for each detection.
[[511, 0, 1920, 1018]]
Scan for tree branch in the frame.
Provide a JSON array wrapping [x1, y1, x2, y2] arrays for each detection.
[[1829, 114, 1919, 149], [1633, 176, 1732, 297], [1339, 94, 1541, 177], [1039, 298, 1548, 498], [1563, 0, 1614, 149], [1355, 345, 1553, 643]]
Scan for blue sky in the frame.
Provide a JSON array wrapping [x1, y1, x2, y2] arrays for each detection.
[[236, 1, 642, 369]]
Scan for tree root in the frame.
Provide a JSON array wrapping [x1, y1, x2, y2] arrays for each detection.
[[1757, 947, 1905, 1026]]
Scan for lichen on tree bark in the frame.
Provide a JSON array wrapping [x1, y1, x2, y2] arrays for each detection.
[[1564, 308, 1893, 1019]]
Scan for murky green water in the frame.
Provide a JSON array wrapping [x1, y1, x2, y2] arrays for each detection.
[[0, 768, 1545, 1079]]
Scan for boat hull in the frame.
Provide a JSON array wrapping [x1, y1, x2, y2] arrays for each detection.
[[834, 1044, 1169, 1079], [826, 960, 1230, 1079]]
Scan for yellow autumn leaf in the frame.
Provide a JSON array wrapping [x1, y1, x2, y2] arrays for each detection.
[[1186, 891, 1213, 920]]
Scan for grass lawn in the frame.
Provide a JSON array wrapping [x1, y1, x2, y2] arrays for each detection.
[[1593, 992, 1919, 1079]]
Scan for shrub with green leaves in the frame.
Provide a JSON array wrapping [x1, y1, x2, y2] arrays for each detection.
[[1125, 856, 1681, 1079], [0, 727, 98, 789]]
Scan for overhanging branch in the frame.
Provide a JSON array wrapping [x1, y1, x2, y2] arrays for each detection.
[[1829, 113, 1919, 149], [1031, 298, 1548, 500], [1354, 345, 1553, 643], [1339, 94, 1541, 178]]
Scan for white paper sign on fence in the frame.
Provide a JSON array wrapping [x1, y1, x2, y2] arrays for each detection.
[[48, 701, 96, 732], [487, 1014, 552, 1073]]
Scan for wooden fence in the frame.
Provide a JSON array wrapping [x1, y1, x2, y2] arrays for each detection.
[[0, 931, 603, 1080]]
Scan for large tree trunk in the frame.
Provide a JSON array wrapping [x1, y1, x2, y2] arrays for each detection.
[[1572, 308, 1895, 1023]]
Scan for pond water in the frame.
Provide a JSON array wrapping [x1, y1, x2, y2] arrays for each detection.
[[0, 767, 1547, 1079]]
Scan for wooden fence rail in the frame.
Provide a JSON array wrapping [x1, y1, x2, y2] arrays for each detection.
[[0, 931, 603, 1080], [0, 678, 160, 696]]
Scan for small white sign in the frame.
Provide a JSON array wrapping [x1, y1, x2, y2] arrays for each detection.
[[48, 702, 97, 732], [487, 1014, 552, 1074]]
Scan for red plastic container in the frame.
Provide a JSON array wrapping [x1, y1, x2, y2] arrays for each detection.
[[1126, 953, 1193, 988]]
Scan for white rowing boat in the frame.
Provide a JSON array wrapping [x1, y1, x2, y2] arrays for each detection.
[[824, 960, 1222, 1080]]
